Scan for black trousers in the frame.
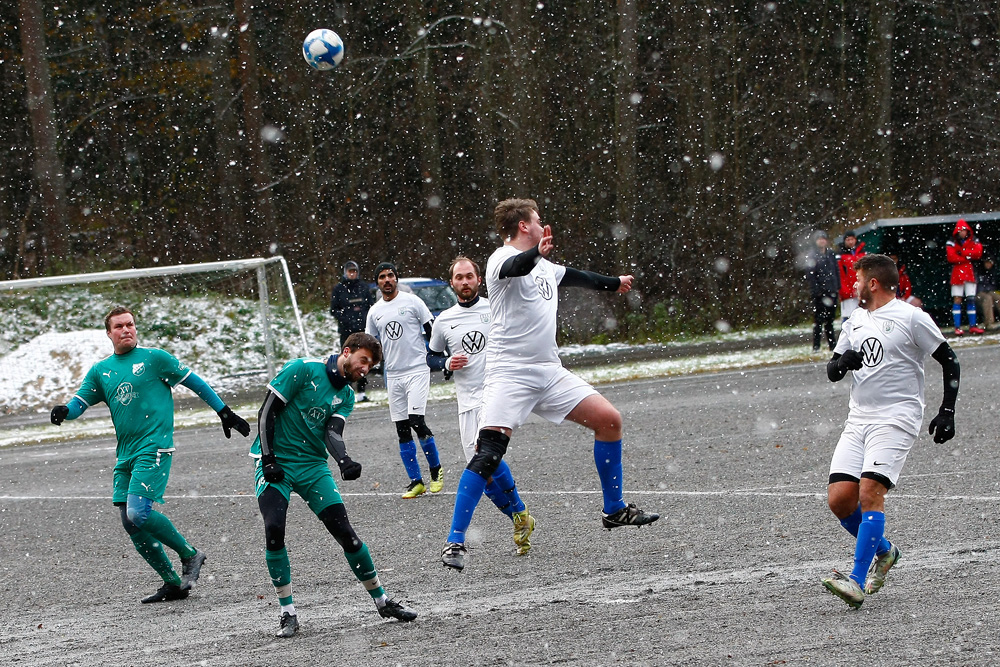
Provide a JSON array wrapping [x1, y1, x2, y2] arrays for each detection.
[[813, 294, 837, 350]]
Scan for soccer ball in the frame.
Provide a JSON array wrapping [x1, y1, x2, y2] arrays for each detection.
[[302, 29, 344, 71]]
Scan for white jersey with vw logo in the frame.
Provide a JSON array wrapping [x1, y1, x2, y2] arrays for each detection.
[[429, 297, 490, 413], [833, 298, 946, 435], [485, 244, 567, 368], [366, 291, 433, 377]]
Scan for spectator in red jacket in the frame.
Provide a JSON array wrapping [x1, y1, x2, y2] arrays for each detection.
[[890, 254, 922, 308], [946, 219, 984, 335], [836, 231, 865, 323]]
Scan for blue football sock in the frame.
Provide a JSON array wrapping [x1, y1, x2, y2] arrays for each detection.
[[483, 479, 513, 517], [447, 469, 487, 544], [419, 436, 441, 469], [967, 299, 977, 326], [953, 303, 962, 328], [594, 439, 626, 514], [491, 460, 525, 515], [840, 504, 891, 553], [850, 511, 885, 585], [398, 440, 422, 481]]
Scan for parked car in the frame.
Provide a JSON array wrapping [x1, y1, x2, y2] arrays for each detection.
[[370, 277, 457, 316]]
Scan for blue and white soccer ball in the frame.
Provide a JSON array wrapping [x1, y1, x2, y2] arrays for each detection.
[[302, 29, 344, 71]]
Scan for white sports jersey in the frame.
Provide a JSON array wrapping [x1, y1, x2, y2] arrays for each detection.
[[365, 291, 433, 377], [484, 244, 567, 369], [833, 298, 946, 435], [429, 297, 490, 413]]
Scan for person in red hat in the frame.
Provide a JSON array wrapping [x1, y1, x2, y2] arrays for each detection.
[[946, 219, 984, 335]]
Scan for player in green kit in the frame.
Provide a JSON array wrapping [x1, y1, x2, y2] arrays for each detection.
[[252, 331, 417, 638], [50, 306, 252, 603]]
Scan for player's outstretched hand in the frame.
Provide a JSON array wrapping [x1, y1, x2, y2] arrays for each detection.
[[261, 453, 285, 483], [928, 407, 955, 443], [50, 405, 69, 426], [538, 224, 554, 257], [617, 275, 634, 294], [218, 406, 251, 438], [838, 349, 864, 371], [448, 353, 469, 371], [338, 456, 363, 480]]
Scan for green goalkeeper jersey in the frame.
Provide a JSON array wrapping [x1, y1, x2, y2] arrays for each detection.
[[250, 358, 355, 464], [75, 347, 191, 458]]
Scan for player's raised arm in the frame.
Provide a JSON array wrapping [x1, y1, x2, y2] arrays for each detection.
[[50, 396, 87, 425], [179, 372, 251, 438], [558, 267, 627, 292]]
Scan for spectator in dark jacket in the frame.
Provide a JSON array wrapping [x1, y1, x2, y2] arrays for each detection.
[[976, 257, 1000, 330], [330, 260, 376, 400], [806, 230, 840, 351]]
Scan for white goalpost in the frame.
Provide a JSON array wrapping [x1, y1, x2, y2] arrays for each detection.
[[0, 256, 310, 415]]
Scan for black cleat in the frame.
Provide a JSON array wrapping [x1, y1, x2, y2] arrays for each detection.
[[276, 612, 299, 638], [378, 599, 417, 622], [180, 549, 207, 590], [602, 502, 660, 530], [141, 582, 190, 604], [441, 542, 467, 571]]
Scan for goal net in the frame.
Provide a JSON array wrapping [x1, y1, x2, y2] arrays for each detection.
[[0, 256, 310, 415]]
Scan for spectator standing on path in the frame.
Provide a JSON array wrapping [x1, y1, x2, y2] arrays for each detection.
[[805, 230, 840, 352], [976, 257, 1000, 330], [330, 260, 375, 401], [890, 254, 922, 309], [440, 198, 659, 573], [250, 332, 417, 638], [820, 254, 960, 609], [427, 256, 536, 556], [49, 306, 251, 604], [837, 231, 866, 324], [366, 262, 444, 499], [947, 219, 985, 335]]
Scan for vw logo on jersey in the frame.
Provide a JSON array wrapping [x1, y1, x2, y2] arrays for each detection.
[[860, 337, 884, 366], [462, 330, 486, 355], [304, 406, 328, 429], [116, 382, 137, 406], [535, 276, 553, 300], [132, 362, 146, 376], [385, 321, 403, 340]]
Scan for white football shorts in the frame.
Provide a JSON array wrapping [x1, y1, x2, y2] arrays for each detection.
[[385, 370, 430, 422], [829, 421, 916, 487], [480, 363, 598, 431], [951, 282, 977, 298], [457, 407, 482, 461]]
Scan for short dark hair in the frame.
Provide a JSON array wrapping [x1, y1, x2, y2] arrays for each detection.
[[494, 198, 538, 241], [343, 332, 382, 366], [448, 256, 481, 279], [104, 306, 134, 332], [854, 254, 898, 292]]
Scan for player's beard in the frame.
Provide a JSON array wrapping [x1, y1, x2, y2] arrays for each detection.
[[456, 285, 478, 301]]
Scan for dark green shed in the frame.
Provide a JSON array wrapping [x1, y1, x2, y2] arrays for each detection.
[[843, 212, 1000, 325]]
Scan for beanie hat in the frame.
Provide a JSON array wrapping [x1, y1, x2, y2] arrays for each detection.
[[375, 261, 397, 280]]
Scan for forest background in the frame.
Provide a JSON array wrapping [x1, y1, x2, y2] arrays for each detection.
[[3, 1, 1000, 340]]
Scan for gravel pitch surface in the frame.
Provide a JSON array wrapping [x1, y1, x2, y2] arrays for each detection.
[[2, 346, 999, 666]]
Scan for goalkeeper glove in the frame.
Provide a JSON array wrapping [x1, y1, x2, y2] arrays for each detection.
[[218, 406, 251, 438], [338, 456, 363, 480]]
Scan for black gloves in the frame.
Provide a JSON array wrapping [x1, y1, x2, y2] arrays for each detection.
[[443, 368, 454, 381], [260, 453, 286, 483], [928, 407, 956, 443], [50, 405, 69, 425], [838, 349, 864, 371], [218, 406, 251, 438], [338, 456, 363, 480]]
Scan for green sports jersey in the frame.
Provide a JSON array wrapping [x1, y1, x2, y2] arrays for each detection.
[[75, 346, 190, 458], [250, 357, 355, 463]]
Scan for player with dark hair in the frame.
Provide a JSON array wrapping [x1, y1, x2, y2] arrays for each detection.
[[440, 199, 659, 571], [366, 262, 443, 498], [821, 253, 960, 608], [252, 332, 417, 637], [49, 306, 251, 603], [428, 257, 535, 556]]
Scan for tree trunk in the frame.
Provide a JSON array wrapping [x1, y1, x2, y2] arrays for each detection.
[[615, 0, 638, 272], [866, 0, 896, 201], [18, 0, 67, 267]]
